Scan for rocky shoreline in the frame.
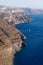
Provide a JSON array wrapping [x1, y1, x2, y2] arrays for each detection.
[[0, 18, 25, 65], [0, 7, 31, 65]]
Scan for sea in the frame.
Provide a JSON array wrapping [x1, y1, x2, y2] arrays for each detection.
[[14, 14, 43, 65]]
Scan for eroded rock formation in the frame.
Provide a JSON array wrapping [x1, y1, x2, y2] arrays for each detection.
[[0, 7, 31, 65], [0, 18, 23, 65]]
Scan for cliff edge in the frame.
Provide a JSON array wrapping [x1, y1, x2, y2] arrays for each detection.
[[0, 18, 23, 65], [0, 7, 31, 65]]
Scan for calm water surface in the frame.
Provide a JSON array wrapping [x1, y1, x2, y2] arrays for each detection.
[[14, 14, 43, 65]]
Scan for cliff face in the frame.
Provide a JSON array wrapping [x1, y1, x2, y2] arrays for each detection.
[[0, 7, 31, 24], [0, 7, 31, 65], [23, 8, 43, 15], [0, 18, 23, 65]]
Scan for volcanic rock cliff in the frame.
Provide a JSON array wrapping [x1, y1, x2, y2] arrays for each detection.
[[0, 18, 23, 65], [0, 7, 31, 65], [0, 7, 31, 24]]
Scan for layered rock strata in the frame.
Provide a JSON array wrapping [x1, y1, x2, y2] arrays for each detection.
[[0, 18, 23, 65]]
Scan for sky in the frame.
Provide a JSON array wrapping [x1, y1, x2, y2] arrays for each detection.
[[0, 0, 43, 9]]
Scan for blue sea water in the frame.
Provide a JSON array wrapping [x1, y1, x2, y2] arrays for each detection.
[[14, 14, 43, 65]]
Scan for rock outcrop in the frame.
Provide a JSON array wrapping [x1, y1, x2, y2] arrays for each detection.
[[0, 7, 31, 65], [23, 8, 43, 15], [0, 18, 23, 65], [0, 7, 31, 24]]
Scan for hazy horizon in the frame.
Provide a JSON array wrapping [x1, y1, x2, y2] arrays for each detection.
[[0, 0, 43, 9]]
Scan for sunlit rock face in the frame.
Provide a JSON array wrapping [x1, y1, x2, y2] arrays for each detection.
[[0, 7, 31, 25], [0, 7, 30, 65], [0, 18, 23, 65], [0, 47, 14, 65]]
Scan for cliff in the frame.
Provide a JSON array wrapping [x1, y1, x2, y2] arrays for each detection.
[[23, 8, 43, 15], [0, 7, 31, 65], [0, 7, 31, 24], [0, 18, 23, 65]]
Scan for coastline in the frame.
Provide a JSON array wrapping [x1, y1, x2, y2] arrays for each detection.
[[0, 18, 27, 65], [0, 7, 31, 65]]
